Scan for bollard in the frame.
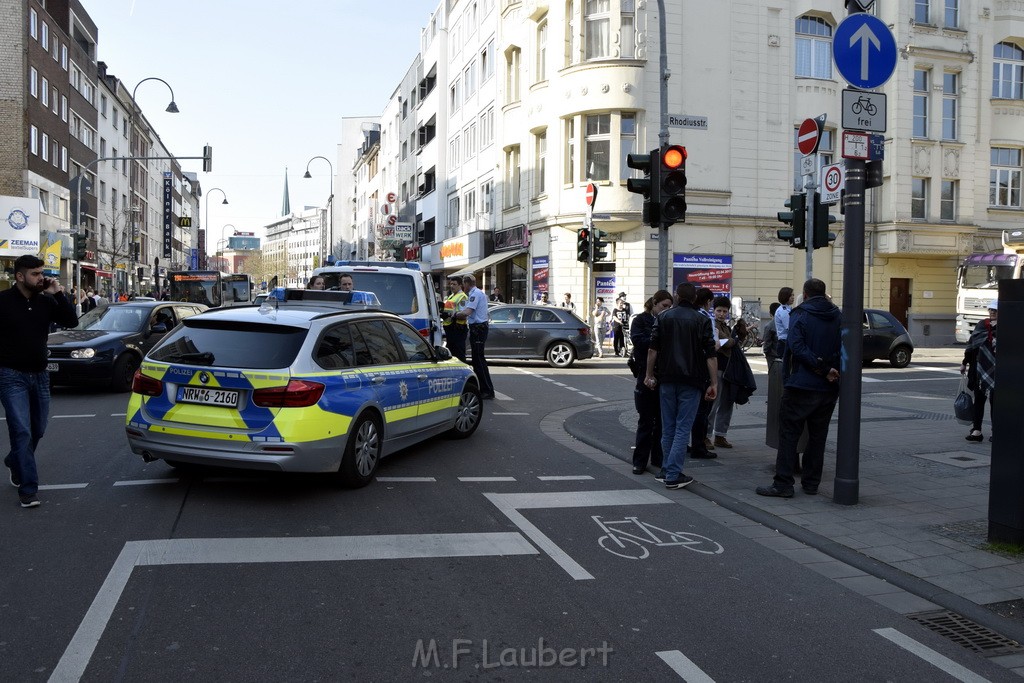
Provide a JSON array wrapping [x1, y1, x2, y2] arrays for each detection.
[[988, 279, 1024, 544]]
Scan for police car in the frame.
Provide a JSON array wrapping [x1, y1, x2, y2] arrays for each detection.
[[124, 289, 482, 487]]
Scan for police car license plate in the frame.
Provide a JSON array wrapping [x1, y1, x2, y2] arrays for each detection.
[[46, 362, 58, 372], [177, 386, 239, 407]]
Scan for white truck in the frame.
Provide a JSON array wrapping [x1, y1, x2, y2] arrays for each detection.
[[954, 228, 1024, 342]]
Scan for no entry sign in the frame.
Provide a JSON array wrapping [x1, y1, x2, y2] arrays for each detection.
[[585, 182, 598, 208], [798, 117, 822, 156]]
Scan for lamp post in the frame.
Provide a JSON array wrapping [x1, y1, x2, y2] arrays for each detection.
[[219, 224, 236, 273], [304, 155, 333, 267], [204, 187, 229, 269], [127, 76, 178, 293]]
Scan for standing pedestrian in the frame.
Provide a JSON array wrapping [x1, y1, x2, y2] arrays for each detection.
[[708, 296, 739, 449], [691, 287, 718, 456], [773, 286, 795, 359], [612, 293, 632, 357], [458, 274, 495, 399], [630, 290, 672, 475], [443, 277, 469, 363], [0, 256, 79, 508], [537, 292, 551, 306], [756, 278, 841, 498], [961, 300, 997, 443], [590, 297, 610, 358], [763, 302, 781, 364], [560, 292, 576, 313], [643, 282, 718, 490]]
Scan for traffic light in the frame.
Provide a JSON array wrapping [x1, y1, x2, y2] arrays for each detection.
[[74, 232, 87, 260], [202, 144, 213, 173], [659, 145, 687, 227], [777, 193, 807, 248], [593, 229, 609, 261], [626, 149, 660, 226], [812, 192, 838, 248], [576, 227, 592, 262], [865, 159, 883, 189]]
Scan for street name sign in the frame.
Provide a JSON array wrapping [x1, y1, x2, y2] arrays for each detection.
[[820, 163, 846, 204], [841, 89, 887, 132], [833, 14, 897, 90], [668, 114, 709, 130]]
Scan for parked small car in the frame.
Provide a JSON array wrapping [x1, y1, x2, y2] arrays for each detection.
[[484, 304, 594, 368], [862, 309, 914, 368]]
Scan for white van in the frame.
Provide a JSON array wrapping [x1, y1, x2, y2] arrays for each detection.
[[312, 261, 444, 346]]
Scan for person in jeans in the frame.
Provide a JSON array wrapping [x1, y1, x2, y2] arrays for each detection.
[[458, 274, 495, 399], [591, 297, 611, 358], [644, 282, 718, 490], [629, 290, 672, 476], [961, 300, 997, 443], [0, 255, 79, 508], [756, 278, 841, 498]]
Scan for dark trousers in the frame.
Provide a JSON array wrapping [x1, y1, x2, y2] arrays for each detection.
[[445, 324, 468, 363], [633, 386, 663, 469], [468, 324, 495, 396], [613, 325, 625, 356], [972, 388, 994, 433], [689, 391, 713, 456], [774, 387, 837, 490]]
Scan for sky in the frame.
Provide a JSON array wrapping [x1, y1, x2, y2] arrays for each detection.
[[84, 0, 429, 241]]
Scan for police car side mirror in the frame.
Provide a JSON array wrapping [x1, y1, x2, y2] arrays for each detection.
[[434, 345, 452, 361]]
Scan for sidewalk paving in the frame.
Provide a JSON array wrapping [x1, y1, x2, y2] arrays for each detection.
[[568, 347, 1024, 672]]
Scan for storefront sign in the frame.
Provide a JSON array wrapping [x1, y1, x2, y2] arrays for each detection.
[[0, 195, 40, 256], [494, 224, 529, 251]]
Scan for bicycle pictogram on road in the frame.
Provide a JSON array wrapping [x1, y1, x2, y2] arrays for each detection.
[[592, 515, 724, 560]]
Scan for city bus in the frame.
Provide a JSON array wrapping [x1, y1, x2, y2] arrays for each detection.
[[167, 271, 252, 308]]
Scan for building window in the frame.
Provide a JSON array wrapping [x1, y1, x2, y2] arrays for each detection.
[[942, 72, 958, 140], [52, 37, 58, 61], [61, 45, 67, 70], [41, 133, 49, 162], [619, 113, 636, 181], [41, 22, 48, 50], [61, 95, 67, 122], [52, 140, 58, 167], [61, 146, 67, 172], [585, 0, 610, 59], [913, 69, 929, 137], [914, 0, 929, 23], [449, 136, 460, 168], [565, 118, 576, 185], [536, 21, 548, 82], [504, 146, 521, 208], [41, 77, 49, 106], [51, 86, 57, 114], [990, 148, 1022, 208], [792, 128, 833, 191], [464, 61, 476, 98], [481, 41, 495, 81], [621, 0, 635, 58], [535, 131, 547, 195], [944, 0, 959, 28], [585, 114, 611, 180], [481, 180, 493, 214], [566, 0, 580, 65], [30, 126, 38, 155], [795, 16, 833, 79], [447, 194, 460, 231], [463, 189, 476, 220], [505, 47, 521, 104], [449, 78, 461, 113], [480, 108, 494, 147], [911, 178, 928, 219], [29, 67, 37, 98], [464, 122, 477, 159], [30, 8, 37, 38], [993, 42, 1024, 100], [941, 180, 957, 221]]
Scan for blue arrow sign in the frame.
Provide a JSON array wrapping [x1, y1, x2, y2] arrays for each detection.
[[832, 14, 897, 90]]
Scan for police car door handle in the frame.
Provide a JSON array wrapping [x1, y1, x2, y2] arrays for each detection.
[[371, 375, 386, 384], [417, 374, 428, 381]]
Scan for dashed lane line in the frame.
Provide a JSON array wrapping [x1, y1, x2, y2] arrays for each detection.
[[873, 628, 990, 683], [376, 477, 437, 483], [511, 367, 607, 402], [113, 479, 179, 486], [38, 483, 88, 490], [458, 477, 516, 482], [538, 475, 594, 481], [656, 650, 716, 682]]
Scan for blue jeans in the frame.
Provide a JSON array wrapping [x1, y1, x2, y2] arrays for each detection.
[[659, 383, 702, 482], [0, 368, 51, 496]]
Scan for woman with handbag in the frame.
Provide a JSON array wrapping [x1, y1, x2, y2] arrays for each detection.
[[708, 296, 741, 448], [961, 300, 997, 442], [629, 290, 673, 475]]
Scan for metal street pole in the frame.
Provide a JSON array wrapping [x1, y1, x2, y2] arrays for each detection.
[[204, 188, 229, 269], [804, 157, 817, 281], [655, 0, 670, 290], [305, 156, 334, 266]]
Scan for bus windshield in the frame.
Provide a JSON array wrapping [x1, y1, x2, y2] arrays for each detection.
[[168, 271, 222, 307], [224, 274, 252, 304]]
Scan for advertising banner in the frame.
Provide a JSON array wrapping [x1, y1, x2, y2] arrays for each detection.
[[0, 195, 41, 257], [531, 256, 549, 303], [162, 172, 173, 259], [672, 254, 733, 298], [595, 275, 616, 338], [42, 233, 62, 274]]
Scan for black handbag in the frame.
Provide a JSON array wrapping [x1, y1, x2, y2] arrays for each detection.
[[953, 376, 974, 425]]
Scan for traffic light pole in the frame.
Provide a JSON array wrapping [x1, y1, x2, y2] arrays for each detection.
[[803, 170, 816, 281], [655, 0, 670, 289]]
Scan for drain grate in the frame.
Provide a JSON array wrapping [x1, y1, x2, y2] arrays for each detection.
[[907, 610, 1024, 656]]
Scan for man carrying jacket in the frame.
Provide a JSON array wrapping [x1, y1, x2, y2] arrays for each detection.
[[644, 282, 718, 490], [756, 278, 841, 498]]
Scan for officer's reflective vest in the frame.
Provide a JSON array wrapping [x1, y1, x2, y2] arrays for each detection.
[[444, 291, 468, 327]]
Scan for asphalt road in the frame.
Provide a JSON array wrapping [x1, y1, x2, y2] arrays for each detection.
[[3, 354, 1006, 681]]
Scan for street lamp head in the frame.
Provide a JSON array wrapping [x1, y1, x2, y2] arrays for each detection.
[[165, 100, 180, 114], [221, 197, 229, 205], [303, 171, 313, 179]]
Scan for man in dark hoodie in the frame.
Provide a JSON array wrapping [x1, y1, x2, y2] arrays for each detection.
[[756, 278, 841, 498]]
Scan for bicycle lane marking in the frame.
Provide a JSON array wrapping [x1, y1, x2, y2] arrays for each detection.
[[483, 489, 674, 580], [592, 515, 724, 560]]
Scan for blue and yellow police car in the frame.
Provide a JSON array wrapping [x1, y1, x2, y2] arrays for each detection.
[[124, 289, 483, 487]]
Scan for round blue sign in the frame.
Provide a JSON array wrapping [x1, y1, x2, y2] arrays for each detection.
[[832, 14, 897, 90]]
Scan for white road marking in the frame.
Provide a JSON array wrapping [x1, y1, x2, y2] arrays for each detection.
[[656, 650, 716, 682], [50, 532, 537, 683], [38, 483, 88, 490], [909, 365, 963, 375], [510, 368, 607, 402], [873, 628, 990, 683], [376, 477, 437, 483], [52, 414, 96, 419], [110, 412, 126, 417], [538, 475, 594, 481], [113, 479, 179, 486], [458, 476, 516, 482], [484, 489, 672, 580], [491, 412, 529, 416], [494, 390, 512, 401]]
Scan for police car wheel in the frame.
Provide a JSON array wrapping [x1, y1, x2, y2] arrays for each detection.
[[546, 342, 576, 368], [447, 382, 483, 439], [339, 412, 382, 488]]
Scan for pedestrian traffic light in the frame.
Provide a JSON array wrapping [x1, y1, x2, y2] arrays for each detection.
[[812, 192, 838, 248], [777, 193, 806, 248], [576, 227, 592, 262], [593, 229, 610, 261], [74, 232, 87, 260], [626, 149, 660, 226], [659, 145, 687, 227]]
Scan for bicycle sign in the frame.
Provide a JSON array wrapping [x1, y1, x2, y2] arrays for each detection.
[[841, 89, 886, 133], [592, 515, 724, 560]]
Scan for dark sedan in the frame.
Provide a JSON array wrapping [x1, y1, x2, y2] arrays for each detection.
[[484, 304, 594, 368], [863, 309, 915, 368], [47, 301, 207, 391]]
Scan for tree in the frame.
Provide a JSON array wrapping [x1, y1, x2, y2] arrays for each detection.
[[97, 206, 139, 294]]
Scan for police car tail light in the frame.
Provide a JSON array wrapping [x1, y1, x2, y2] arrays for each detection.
[[131, 370, 163, 397], [252, 380, 326, 408]]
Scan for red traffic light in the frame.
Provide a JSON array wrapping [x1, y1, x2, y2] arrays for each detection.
[[662, 145, 687, 170]]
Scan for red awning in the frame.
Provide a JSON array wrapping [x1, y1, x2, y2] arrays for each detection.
[[96, 270, 113, 278]]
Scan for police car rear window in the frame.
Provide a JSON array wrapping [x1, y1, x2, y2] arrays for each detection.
[[320, 273, 418, 315], [149, 321, 307, 369]]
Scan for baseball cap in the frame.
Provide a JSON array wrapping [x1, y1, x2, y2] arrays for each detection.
[[988, 300, 998, 311]]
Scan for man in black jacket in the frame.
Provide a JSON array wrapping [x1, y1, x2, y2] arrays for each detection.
[[644, 283, 718, 490], [756, 278, 841, 498], [0, 255, 79, 508]]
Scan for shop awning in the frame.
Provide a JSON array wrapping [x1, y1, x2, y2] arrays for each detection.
[[450, 249, 526, 278]]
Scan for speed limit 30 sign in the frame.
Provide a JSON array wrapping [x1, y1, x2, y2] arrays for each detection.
[[820, 163, 845, 204]]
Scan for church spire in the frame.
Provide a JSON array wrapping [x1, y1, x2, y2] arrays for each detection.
[[281, 167, 291, 216]]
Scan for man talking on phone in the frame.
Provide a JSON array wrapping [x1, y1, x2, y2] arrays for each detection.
[[0, 255, 78, 508]]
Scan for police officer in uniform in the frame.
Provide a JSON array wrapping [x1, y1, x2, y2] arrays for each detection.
[[458, 274, 495, 399]]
